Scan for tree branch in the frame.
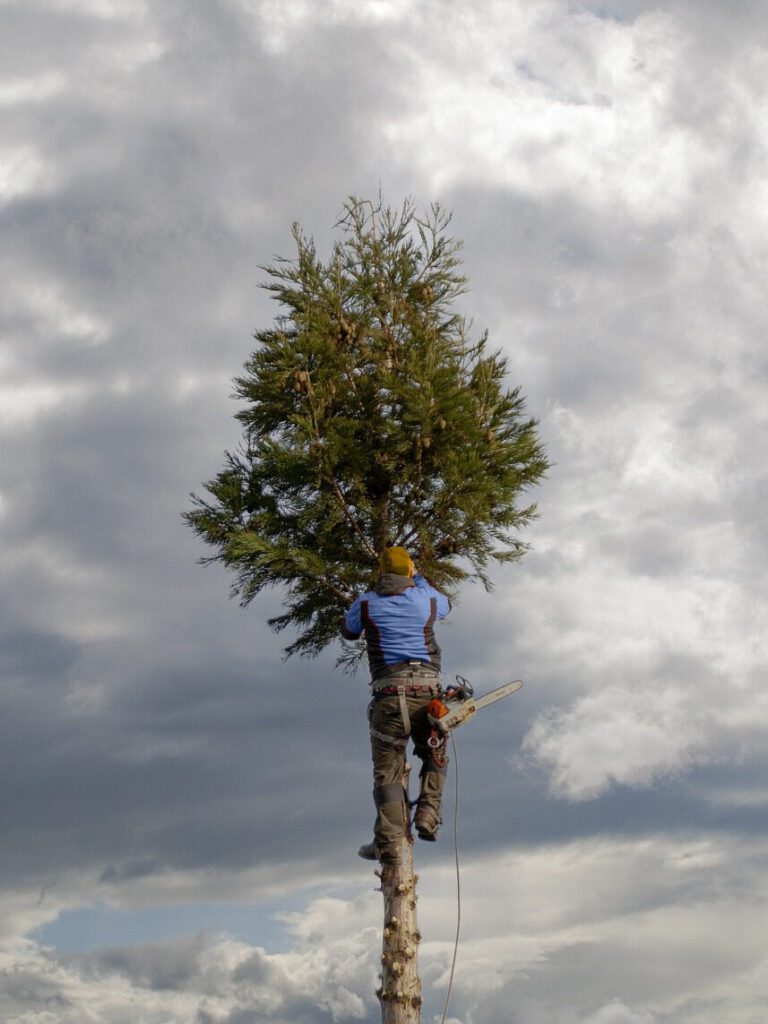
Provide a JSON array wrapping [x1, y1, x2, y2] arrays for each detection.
[[303, 373, 378, 562]]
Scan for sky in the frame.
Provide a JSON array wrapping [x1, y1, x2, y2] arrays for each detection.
[[2, 0, 768, 1021]]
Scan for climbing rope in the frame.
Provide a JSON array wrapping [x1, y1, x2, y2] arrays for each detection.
[[439, 731, 461, 1024]]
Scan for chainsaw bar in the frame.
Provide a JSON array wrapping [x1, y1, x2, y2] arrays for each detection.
[[473, 679, 523, 710], [433, 680, 523, 734]]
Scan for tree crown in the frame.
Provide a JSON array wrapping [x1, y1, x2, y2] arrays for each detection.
[[185, 197, 549, 666]]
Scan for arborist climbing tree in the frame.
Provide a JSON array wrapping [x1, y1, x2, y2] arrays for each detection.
[[343, 545, 451, 865], [185, 195, 548, 1022]]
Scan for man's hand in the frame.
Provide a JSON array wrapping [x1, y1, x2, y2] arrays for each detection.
[[408, 559, 417, 577]]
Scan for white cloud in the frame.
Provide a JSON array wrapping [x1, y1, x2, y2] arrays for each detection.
[[521, 685, 704, 799], [581, 1002, 656, 1024], [0, 144, 54, 201], [250, 0, 421, 54], [0, 71, 66, 105], [0, 380, 86, 427], [512, 538, 768, 799], [0, 903, 377, 1024], [8, 279, 110, 345], [379, 3, 721, 218], [41, 0, 149, 20], [2, 835, 767, 1024]]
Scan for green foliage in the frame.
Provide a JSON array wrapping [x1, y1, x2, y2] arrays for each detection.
[[185, 197, 549, 663]]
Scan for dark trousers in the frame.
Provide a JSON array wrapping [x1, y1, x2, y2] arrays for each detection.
[[367, 678, 448, 850]]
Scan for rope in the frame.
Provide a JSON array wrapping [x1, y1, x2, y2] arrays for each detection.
[[439, 731, 461, 1024]]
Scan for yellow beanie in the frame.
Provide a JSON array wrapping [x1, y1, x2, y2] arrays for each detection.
[[380, 546, 412, 576]]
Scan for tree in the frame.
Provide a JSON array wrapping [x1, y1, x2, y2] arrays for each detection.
[[185, 196, 549, 667], [186, 197, 547, 1023]]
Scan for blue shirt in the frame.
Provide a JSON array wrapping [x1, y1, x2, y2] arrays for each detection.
[[343, 573, 451, 679]]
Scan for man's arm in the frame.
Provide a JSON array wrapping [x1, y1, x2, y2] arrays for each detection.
[[412, 572, 451, 619], [342, 596, 363, 640]]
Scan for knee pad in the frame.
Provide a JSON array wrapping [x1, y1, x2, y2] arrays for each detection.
[[373, 783, 408, 807]]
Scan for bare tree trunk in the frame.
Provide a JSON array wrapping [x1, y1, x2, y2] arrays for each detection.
[[376, 771, 421, 1022], [372, 494, 391, 555]]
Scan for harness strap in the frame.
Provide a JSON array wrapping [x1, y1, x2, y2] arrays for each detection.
[[397, 685, 411, 737], [370, 727, 407, 748]]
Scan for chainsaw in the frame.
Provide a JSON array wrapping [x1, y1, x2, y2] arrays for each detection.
[[427, 676, 523, 737]]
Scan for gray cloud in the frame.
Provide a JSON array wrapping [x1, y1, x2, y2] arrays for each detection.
[[4, 835, 768, 1023], [2, 0, 768, 1021]]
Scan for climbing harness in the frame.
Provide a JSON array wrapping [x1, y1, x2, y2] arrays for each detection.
[[397, 684, 410, 738], [369, 669, 440, 748], [369, 727, 407, 748]]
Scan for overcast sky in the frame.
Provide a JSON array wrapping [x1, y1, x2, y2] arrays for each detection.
[[2, 1, 768, 1021]]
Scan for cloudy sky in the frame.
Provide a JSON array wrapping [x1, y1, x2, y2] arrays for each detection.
[[2, 0, 768, 1021]]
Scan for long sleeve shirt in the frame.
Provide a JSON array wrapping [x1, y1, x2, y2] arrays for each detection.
[[343, 572, 451, 680]]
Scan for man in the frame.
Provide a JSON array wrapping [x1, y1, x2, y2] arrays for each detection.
[[343, 546, 451, 864]]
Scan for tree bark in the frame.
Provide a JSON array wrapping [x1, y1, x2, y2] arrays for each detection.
[[376, 778, 421, 1022]]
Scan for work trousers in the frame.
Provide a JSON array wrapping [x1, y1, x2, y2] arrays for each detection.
[[367, 680, 448, 852]]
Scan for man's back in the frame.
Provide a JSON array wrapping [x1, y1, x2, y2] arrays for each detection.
[[343, 571, 450, 679]]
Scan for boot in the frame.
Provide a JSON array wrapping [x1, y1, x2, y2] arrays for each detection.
[[414, 804, 440, 841], [357, 841, 401, 863]]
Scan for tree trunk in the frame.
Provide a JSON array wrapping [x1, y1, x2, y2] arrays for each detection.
[[372, 493, 391, 554], [376, 775, 421, 1022]]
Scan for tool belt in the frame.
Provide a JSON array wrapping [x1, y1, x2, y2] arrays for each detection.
[[371, 682, 438, 696], [371, 661, 439, 696]]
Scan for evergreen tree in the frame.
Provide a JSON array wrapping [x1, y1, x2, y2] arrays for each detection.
[[185, 197, 548, 664]]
